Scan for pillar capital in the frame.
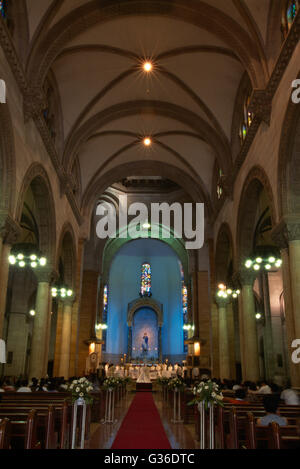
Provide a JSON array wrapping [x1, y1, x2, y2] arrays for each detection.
[[234, 269, 257, 287], [272, 216, 300, 248], [215, 296, 230, 308], [0, 213, 21, 245], [62, 298, 76, 308], [34, 267, 58, 284]]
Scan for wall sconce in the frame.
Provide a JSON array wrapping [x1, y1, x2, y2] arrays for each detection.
[[194, 342, 201, 356]]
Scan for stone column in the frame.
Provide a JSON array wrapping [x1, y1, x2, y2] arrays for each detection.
[[127, 326, 132, 361], [158, 325, 162, 362], [238, 270, 260, 382], [58, 299, 74, 379], [211, 302, 220, 378], [216, 296, 230, 380], [29, 268, 54, 379], [0, 215, 21, 338], [226, 301, 236, 380], [272, 220, 300, 386]]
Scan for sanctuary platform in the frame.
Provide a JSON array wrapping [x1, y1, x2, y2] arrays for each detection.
[[136, 383, 153, 392]]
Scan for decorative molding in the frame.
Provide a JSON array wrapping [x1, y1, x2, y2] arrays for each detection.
[[127, 297, 163, 327], [248, 89, 272, 125], [0, 212, 21, 245], [272, 216, 300, 246], [234, 269, 257, 287]]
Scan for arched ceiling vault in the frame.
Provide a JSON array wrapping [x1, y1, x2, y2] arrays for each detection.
[[23, 0, 275, 216]]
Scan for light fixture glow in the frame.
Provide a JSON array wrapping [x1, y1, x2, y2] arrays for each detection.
[[256, 313, 262, 320], [29, 310, 36, 317], [254, 264, 260, 271], [245, 260, 252, 268], [39, 257, 47, 266], [19, 261, 26, 268], [143, 137, 152, 147], [256, 257, 263, 264], [9, 255, 16, 265], [143, 61, 153, 72], [269, 257, 276, 263], [142, 222, 151, 229], [30, 255, 37, 261], [265, 264, 271, 270]]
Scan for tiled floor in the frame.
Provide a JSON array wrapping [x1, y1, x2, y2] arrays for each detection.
[[87, 391, 198, 449]]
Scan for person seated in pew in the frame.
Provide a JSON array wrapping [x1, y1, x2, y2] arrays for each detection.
[[29, 377, 38, 391], [36, 378, 48, 392], [47, 380, 59, 392], [257, 395, 288, 427], [223, 388, 250, 405], [17, 379, 32, 392], [3, 379, 15, 391], [232, 381, 242, 391], [280, 382, 300, 406], [257, 380, 272, 394]]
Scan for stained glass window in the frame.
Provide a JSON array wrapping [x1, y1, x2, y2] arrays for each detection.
[[217, 168, 224, 200], [282, 1, 299, 38], [0, 0, 7, 18], [240, 91, 254, 144], [180, 263, 188, 353], [287, 0, 298, 29], [102, 285, 108, 351], [140, 263, 151, 297]]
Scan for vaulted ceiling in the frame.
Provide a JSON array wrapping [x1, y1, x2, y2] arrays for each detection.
[[22, 0, 284, 215]]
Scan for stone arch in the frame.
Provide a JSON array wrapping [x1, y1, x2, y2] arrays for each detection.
[[236, 165, 277, 264], [215, 223, 235, 284], [101, 226, 190, 285], [81, 160, 212, 228], [127, 297, 163, 327], [56, 222, 77, 288], [0, 103, 16, 213], [278, 94, 300, 218], [15, 163, 56, 263]]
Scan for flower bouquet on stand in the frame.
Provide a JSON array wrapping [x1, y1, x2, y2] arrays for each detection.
[[189, 380, 224, 449], [167, 378, 186, 423], [69, 377, 94, 404], [157, 377, 170, 401], [68, 377, 93, 449], [102, 377, 120, 423]]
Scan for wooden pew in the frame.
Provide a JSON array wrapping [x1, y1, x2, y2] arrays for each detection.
[[0, 418, 11, 449], [0, 402, 71, 449], [217, 404, 300, 449], [246, 413, 300, 449]]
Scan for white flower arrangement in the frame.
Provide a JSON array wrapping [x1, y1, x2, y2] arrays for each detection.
[[102, 377, 120, 390], [68, 377, 94, 404], [167, 377, 186, 391], [190, 380, 224, 410]]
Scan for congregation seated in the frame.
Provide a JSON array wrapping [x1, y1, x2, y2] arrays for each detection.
[[223, 388, 250, 405], [257, 395, 288, 427], [17, 380, 32, 393], [257, 381, 272, 394], [280, 382, 300, 406]]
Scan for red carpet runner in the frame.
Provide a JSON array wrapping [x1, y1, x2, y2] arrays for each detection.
[[111, 392, 171, 449]]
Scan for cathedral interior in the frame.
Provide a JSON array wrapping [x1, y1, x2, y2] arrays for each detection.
[[0, 0, 299, 451]]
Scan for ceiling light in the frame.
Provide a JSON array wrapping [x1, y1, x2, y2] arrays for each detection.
[[143, 137, 152, 147], [143, 61, 153, 72]]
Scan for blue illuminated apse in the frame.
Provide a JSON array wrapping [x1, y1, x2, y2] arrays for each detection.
[[103, 238, 185, 363]]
